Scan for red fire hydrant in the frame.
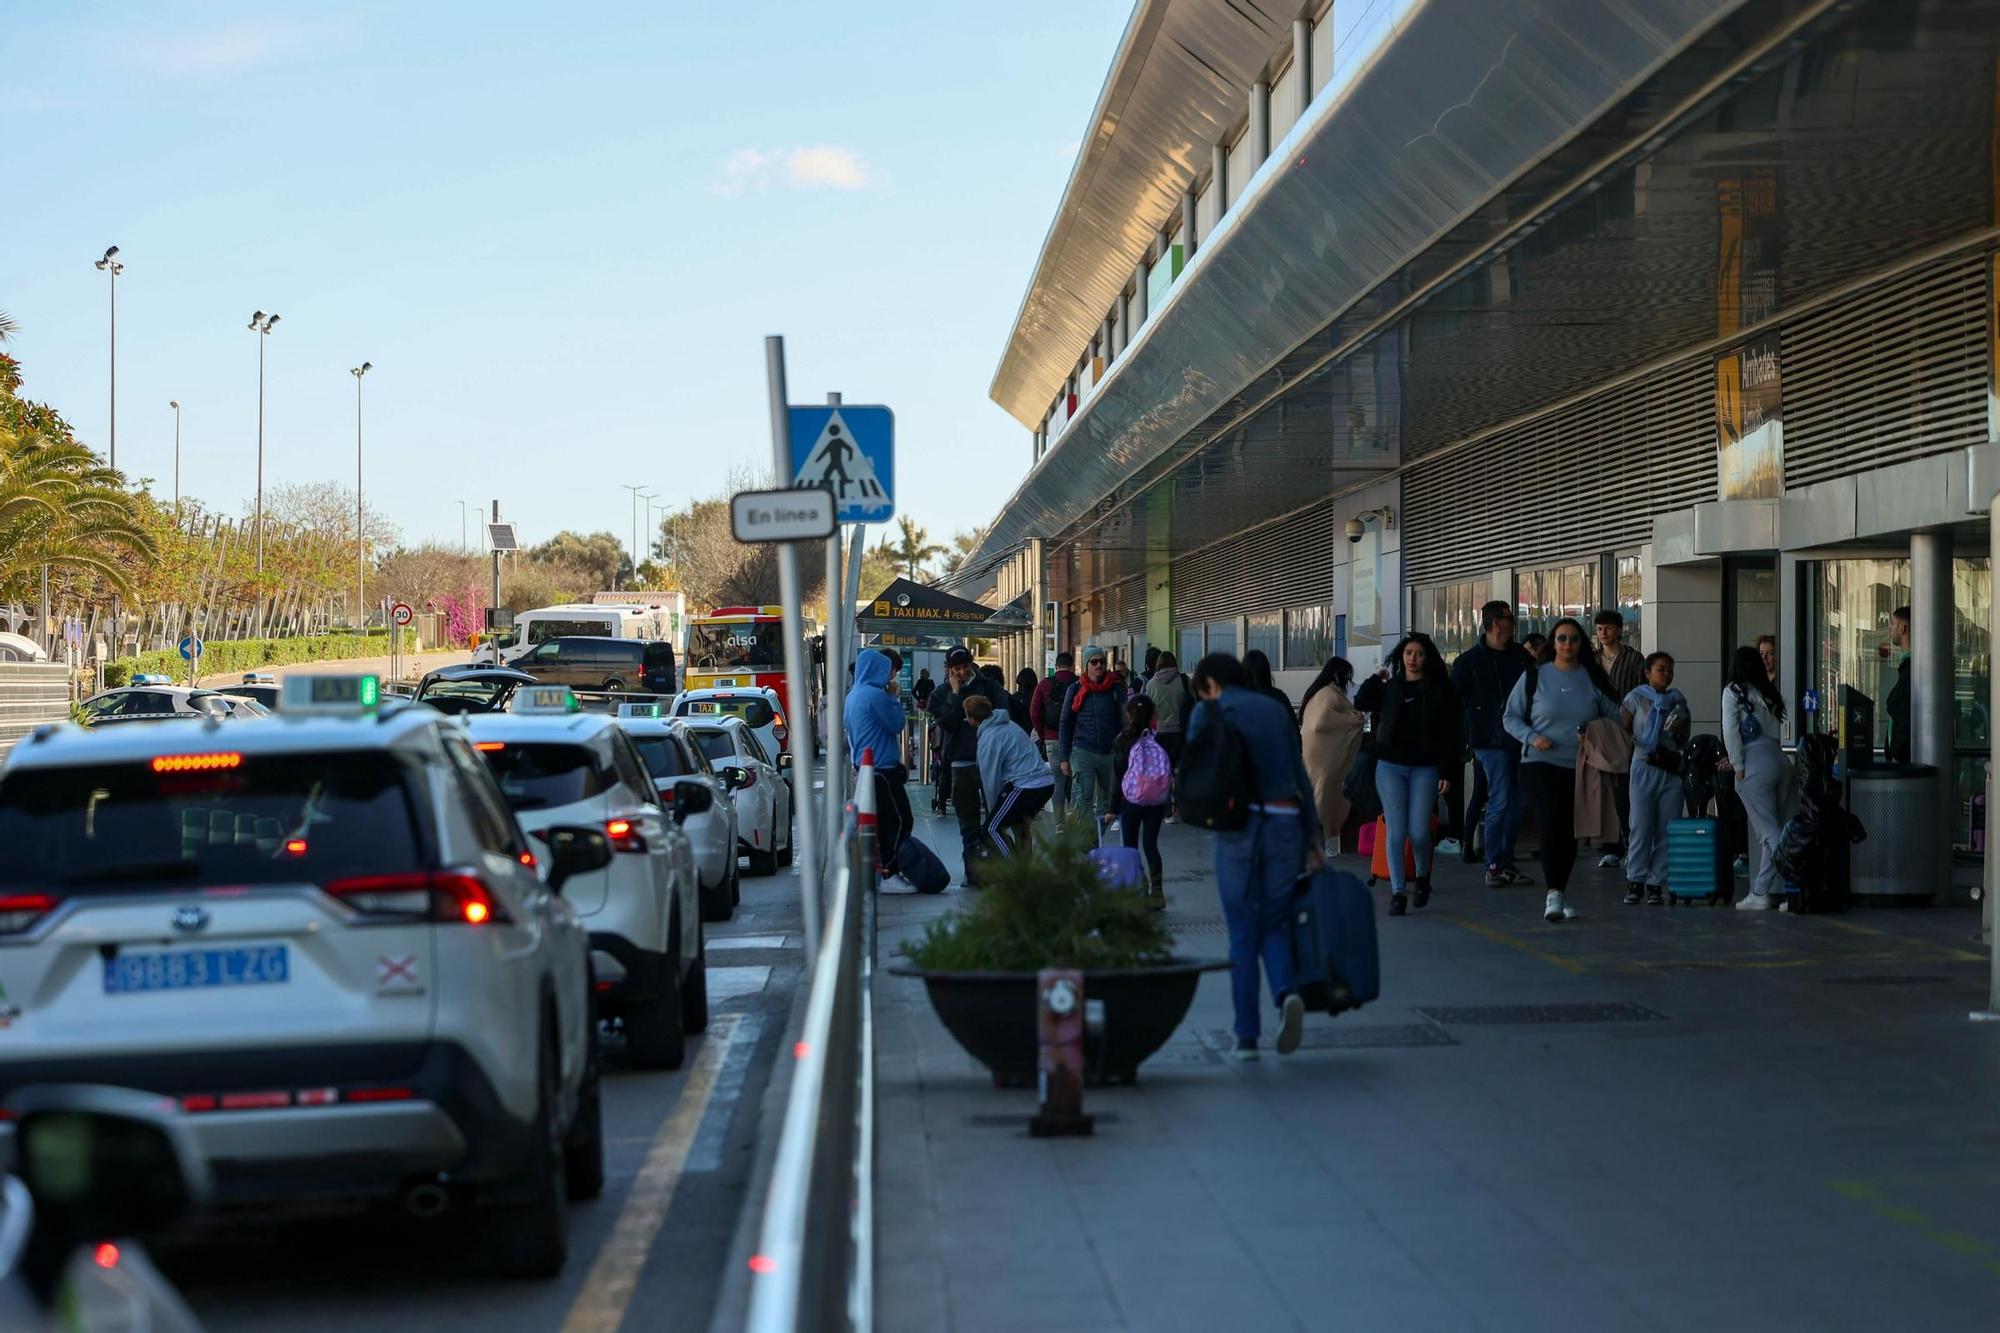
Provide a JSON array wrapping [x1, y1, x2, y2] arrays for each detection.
[[1030, 968, 1093, 1137]]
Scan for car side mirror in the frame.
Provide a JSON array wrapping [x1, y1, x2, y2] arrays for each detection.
[[540, 826, 612, 894], [778, 752, 793, 770], [720, 768, 747, 791], [8, 1085, 210, 1297], [673, 779, 715, 815]]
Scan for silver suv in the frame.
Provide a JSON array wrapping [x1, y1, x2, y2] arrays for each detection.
[[0, 676, 607, 1279]]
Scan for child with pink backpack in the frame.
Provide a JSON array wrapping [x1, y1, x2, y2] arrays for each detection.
[[1107, 694, 1173, 910]]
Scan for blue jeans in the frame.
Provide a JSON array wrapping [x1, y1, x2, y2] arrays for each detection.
[[1474, 747, 1524, 871], [1212, 812, 1303, 1041], [1373, 760, 1439, 892]]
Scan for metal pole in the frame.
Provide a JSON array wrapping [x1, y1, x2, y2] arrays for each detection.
[[255, 329, 265, 577], [490, 500, 501, 614], [353, 365, 369, 629], [824, 392, 848, 862], [108, 264, 117, 471], [1982, 495, 2000, 1018], [170, 401, 180, 516], [765, 336, 822, 965]]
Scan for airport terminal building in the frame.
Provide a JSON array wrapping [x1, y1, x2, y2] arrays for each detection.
[[951, 0, 2000, 867]]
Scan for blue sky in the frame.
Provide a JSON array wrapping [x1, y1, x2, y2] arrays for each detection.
[[2, 1, 1127, 552]]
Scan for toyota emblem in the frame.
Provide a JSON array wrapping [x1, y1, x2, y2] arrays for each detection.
[[171, 905, 210, 933]]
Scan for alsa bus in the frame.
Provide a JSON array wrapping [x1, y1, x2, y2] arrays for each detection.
[[684, 606, 818, 731]]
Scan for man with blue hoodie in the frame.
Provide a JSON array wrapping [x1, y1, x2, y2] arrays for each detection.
[[965, 694, 1056, 860], [844, 649, 910, 869]]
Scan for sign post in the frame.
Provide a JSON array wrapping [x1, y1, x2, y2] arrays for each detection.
[[178, 634, 203, 686], [762, 337, 823, 967], [822, 391, 848, 868]]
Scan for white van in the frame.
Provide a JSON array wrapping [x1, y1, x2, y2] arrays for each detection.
[[479, 603, 672, 664]]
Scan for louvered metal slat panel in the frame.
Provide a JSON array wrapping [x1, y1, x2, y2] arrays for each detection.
[[1782, 253, 1989, 490], [1405, 357, 1714, 586], [1173, 500, 1338, 620]]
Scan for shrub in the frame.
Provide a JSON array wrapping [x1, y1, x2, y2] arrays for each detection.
[[902, 827, 1174, 972], [106, 630, 412, 687]]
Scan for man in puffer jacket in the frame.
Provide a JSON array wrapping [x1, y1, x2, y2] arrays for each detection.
[[928, 646, 1014, 883], [1059, 644, 1127, 824]]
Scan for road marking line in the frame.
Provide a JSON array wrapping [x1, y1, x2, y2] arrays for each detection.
[[562, 1013, 742, 1333], [1447, 918, 1587, 974], [1832, 1179, 2000, 1279]]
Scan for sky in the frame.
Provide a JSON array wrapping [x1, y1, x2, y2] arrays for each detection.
[[1, 1, 1128, 556]]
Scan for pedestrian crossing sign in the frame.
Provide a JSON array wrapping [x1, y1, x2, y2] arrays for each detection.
[[788, 405, 894, 524]]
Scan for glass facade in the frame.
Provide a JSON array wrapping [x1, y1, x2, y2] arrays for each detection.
[[1805, 557, 1992, 850], [1517, 562, 1597, 640], [1616, 555, 1643, 652], [1411, 579, 1486, 662], [1176, 626, 1203, 668], [1246, 612, 1281, 668], [1206, 619, 1237, 659], [1283, 605, 1336, 671]]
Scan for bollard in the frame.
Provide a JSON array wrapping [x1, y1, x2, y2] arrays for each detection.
[[857, 746, 878, 889], [1030, 968, 1093, 1138]]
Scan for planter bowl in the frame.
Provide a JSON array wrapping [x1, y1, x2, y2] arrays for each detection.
[[890, 957, 1228, 1087]]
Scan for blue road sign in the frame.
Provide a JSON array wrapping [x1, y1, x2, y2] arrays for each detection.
[[788, 405, 894, 524], [178, 635, 204, 662]]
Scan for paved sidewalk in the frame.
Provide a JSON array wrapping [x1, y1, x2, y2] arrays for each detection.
[[876, 802, 2000, 1332]]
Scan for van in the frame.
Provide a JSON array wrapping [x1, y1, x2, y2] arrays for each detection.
[[498, 603, 674, 662], [514, 637, 677, 694]]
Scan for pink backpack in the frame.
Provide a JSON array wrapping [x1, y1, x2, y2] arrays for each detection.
[[1122, 731, 1173, 806]]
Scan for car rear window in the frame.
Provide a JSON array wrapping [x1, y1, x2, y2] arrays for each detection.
[[691, 730, 737, 763], [0, 751, 426, 890], [476, 742, 607, 809], [632, 736, 688, 780], [677, 696, 774, 728]]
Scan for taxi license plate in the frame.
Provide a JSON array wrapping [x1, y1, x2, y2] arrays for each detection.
[[104, 945, 289, 995]]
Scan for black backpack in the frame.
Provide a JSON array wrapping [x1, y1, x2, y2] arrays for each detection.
[[1177, 700, 1257, 831]]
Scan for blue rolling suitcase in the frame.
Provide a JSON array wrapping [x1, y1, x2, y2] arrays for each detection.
[[1664, 817, 1729, 905], [893, 835, 950, 894], [1288, 868, 1380, 1014], [1090, 819, 1147, 891]]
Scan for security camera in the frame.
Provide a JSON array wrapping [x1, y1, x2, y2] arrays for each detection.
[[1344, 518, 1365, 544]]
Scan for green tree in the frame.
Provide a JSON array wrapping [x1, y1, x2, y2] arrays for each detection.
[[892, 516, 945, 582], [528, 530, 632, 590], [858, 538, 902, 601], [0, 428, 155, 597], [939, 526, 989, 580]]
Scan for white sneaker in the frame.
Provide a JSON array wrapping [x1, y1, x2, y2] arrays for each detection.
[[1436, 838, 1462, 856], [1545, 891, 1565, 923], [1275, 993, 1305, 1056], [1597, 852, 1623, 868], [1562, 899, 1580, 920], [1322, 837, 1342, 860], [1736, 893, 1775, 911], [877, 873, 916, 894]]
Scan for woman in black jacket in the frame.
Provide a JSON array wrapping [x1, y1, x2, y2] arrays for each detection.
[[1372, 632, 1462, 916]]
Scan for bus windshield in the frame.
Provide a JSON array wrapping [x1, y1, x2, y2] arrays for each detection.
[[689, 621, 785, 670], [525, 617, 613, 645]]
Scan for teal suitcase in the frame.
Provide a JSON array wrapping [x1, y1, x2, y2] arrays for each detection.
[[1665, 817, 1729, 905]]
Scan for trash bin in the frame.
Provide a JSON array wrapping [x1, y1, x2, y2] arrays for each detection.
[[1847, 764, 1945, 903]]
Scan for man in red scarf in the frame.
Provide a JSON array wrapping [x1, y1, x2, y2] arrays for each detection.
[[1058, 645, 1127, 825]]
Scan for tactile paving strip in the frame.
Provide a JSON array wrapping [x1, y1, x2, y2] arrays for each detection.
[[1202, 1024, 1459, 1051]]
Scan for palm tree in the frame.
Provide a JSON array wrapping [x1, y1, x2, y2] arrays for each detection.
[[0, 429, 155, 597], [939, 526, 990, 580], [892, 516, 946, 582], [0, 310, 16, 343]]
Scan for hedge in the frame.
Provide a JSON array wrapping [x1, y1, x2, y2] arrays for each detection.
[[103, 628, 407, 689]]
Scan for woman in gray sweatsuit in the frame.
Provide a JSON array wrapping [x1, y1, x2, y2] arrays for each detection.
[[1722, 644, 1789, 910], [1503, 618, 1621, 924]]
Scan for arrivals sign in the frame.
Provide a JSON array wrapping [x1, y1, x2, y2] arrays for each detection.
[[1716, 333, 1783, 501]]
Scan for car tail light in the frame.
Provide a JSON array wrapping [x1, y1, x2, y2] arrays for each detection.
[[605, 818, 649, 854], [0, 892, 58, 934], [321, 871, 511, 925], [151, 752, 242, 773]]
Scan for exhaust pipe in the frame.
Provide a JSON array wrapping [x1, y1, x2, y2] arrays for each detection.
[[402, 1180, 451, 1219]]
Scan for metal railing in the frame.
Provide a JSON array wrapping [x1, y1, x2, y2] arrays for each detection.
[[746, 759, 876, 1333]]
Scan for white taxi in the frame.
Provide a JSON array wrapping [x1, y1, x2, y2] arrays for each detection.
[[0, 674, 606, 1278], [466, 687, 706, 1070], [684, 716, 792, 877], [614, 704, 739, 923]]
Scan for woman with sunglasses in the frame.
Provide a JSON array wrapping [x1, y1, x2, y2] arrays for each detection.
[[1503, 617, 1620, 922]]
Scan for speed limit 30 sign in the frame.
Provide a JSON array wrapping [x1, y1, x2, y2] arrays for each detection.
[[391, 602, 414, 627]]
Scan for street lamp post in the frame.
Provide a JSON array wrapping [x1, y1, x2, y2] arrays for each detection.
[[457, 500, 471, 552], [351, 362, 373, 627], [247, 312, 281, 575], [94, 247, 122, 471], [168, 400, 181, 516], [619, 484, 654, 590]]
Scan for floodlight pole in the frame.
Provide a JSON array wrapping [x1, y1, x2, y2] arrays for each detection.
[[765, 337, 822, 965]]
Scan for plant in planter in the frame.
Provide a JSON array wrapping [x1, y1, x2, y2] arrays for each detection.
[[896, 828, 1224, 1087]]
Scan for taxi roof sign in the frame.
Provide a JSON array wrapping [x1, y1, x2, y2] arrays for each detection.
[[280, 674, 381, 714], [132, 673, 175, 686], [617, 702, 662, 719], [510, 685, 581, 715]]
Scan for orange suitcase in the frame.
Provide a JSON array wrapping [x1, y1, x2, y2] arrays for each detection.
[[1366, 815, 1432, 884]]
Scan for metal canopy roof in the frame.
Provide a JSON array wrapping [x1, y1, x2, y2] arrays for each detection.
[[989, 0, 1288, 427], [854, 579, 1004, 637]]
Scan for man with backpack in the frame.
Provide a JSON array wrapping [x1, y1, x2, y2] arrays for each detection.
[[1181, 653, 1323, 1061], [1030, 650, 1077, 820], [1145, 650, 1196, 820], [1451, 600, 1536, 888], [966, 695, 1056, 861], [1059, 646, 1127, 825]]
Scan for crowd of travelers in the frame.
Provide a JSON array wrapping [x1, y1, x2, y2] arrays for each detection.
[[845, 599, 1897, 1057]]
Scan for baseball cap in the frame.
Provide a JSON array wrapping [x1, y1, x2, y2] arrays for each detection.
[[945, 646, 974, 666]]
